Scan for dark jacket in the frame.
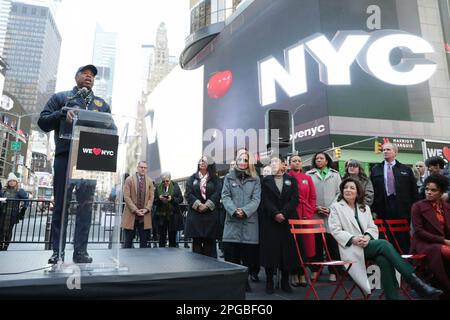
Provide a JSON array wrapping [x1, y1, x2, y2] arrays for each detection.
[[259, 174, 299, 270], [370, 160, 418, 219], [184, 173, 222, 239], [154, 181, 184, 232], [37, 87, 111, 156], [411, 200, 450, 291]]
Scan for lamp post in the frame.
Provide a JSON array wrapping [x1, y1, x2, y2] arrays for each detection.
[[0, 111, 40, 177], [291, 104, 305, 155]]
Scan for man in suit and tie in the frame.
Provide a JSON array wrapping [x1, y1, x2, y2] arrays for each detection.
[[370, 143, 418, 253], [122, 161, 155, 248]]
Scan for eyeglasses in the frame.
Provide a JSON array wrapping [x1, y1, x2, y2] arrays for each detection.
[[237, 158, 249, 163], [162, 180, 170, 183]]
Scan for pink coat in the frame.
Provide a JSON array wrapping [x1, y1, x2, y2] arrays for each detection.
[[288, 170, 316, 257]]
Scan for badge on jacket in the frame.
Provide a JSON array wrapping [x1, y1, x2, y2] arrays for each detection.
[[94, 99, 103, 107], [302, 179, 308, 185], [193, 180, 198, 186], [284, 180, 292, 186]]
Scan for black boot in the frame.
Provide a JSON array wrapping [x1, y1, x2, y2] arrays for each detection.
[[266, 279, 274, 295], [281, 273, 293, 293], [48, 251, 64, 264], [73, 251, 93, 264], [405, 273, 443, 299]]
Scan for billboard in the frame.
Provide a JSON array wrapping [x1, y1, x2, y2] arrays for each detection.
[[198, 0, 433, 161]]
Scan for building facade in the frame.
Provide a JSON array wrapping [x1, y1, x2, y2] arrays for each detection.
[[2, 1, 61, 116], [92, 24, 117, 107]]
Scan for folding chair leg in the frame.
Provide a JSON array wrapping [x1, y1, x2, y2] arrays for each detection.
[[305, 266, 322, 300]]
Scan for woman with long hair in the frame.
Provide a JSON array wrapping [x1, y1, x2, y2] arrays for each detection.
[[329, 177, 442, 299], [221, 149, 261, 292], [185, 156, 222, 257]]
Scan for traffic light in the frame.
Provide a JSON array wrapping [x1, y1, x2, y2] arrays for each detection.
[[374, 141, 383, 153], [335, 147, 342, 159]]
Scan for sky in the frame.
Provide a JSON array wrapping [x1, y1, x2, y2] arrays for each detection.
[[54, 0, 190, 115]]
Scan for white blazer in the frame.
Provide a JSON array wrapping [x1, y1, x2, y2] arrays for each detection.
[[329, 200, 379, 294]]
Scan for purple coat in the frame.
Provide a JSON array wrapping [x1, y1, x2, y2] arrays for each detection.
[[411, 200, 450, 292]]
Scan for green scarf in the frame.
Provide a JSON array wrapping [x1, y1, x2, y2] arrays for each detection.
[[156, 182, 174, 217]]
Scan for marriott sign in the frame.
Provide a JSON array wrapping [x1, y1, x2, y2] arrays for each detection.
[[258, 30, 437, 106]]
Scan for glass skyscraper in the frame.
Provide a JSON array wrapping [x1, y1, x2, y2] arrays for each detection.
[[3, 1, 61, 116]]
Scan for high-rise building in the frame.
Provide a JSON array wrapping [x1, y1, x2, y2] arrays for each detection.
[[140, 44, 154, 95], [146, 22, 176, 94], [0, 0, 12, 57], [92, 24, 117, 107], [3, 1, 61, 116], [126, 23, 177, 176]]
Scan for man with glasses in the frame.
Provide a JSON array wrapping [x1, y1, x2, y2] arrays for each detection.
[[121, 161, 154, 248]]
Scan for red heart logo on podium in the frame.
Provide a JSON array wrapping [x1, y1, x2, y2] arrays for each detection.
[[443, 147, 450, 161], [93, 148, 102, 156]]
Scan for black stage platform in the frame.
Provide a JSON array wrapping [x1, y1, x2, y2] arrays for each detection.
[[0, 248, 247, 299]]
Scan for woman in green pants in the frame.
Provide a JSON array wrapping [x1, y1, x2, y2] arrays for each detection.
[[329, 177, 442, 300]]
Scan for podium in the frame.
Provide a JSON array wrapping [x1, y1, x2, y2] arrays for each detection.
[[52, 108, 131, 273]]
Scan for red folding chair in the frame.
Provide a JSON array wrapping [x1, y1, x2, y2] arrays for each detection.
[[381, 219, 427, 299], [289, 219, 354, 300]]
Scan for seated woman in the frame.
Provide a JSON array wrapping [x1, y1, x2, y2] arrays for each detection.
[[411, 174, 450, 297], [329, 177, 442, 300]]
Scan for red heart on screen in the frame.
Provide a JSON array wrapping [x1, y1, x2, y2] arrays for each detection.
[[93, 148, 102, 156], [207, 70, 233, 99], [443, 147, 450, 161]]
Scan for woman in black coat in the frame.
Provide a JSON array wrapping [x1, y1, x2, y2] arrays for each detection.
[[185, 156, 222, 257], [260, 156, 299, 294]]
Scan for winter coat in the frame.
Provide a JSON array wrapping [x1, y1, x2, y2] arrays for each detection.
[[121, 174, 155, 230], [221, 170, 261, 244], [260, 174, 299, 270], [329, 200, 379, 294], [184, 172, 222, 239], [307, 168, 341, 232], [288, 170, 316, 257]]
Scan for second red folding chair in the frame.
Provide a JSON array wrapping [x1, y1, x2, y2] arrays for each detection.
[[289, 218, 354, 300]]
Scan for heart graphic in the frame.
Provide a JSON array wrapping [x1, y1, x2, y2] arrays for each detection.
[[93, 148, 102, 156], [443, 146, 450, 161], [207, 70, 233, 99]]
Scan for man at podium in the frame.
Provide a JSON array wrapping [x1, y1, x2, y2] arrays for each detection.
[[38, 64, 111, 264]]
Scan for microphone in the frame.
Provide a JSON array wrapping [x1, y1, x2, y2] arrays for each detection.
[[67, 87, 89, 100]]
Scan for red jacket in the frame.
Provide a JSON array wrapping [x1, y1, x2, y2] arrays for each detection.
[[288, 170, 317, 257]]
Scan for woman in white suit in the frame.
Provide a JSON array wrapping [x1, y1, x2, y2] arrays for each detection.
[[329, 177, 442, 300]]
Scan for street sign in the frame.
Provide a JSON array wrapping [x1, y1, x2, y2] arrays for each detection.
[[10, 141, 21, 152]]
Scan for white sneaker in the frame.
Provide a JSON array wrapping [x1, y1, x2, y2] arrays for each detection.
[[328, 274, 337, 282]]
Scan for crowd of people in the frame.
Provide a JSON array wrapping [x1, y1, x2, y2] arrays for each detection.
[[118, 142, 449, 300]]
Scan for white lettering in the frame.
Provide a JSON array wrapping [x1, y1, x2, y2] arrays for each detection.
[[258, 44, 307, 106], [367, 5, 381, 30], [290, 125, 327, 141], [101, 150, 115, 156], [83, 148, 92, 154], [144, 113, 157, 145], [358, 30, 437, 85], [305, 31, 370, 85], [427, 148, 443, 157], [259, 30, 436, 106]]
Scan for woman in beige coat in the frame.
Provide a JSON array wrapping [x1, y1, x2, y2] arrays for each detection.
[[329, 177, 443, 299]]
